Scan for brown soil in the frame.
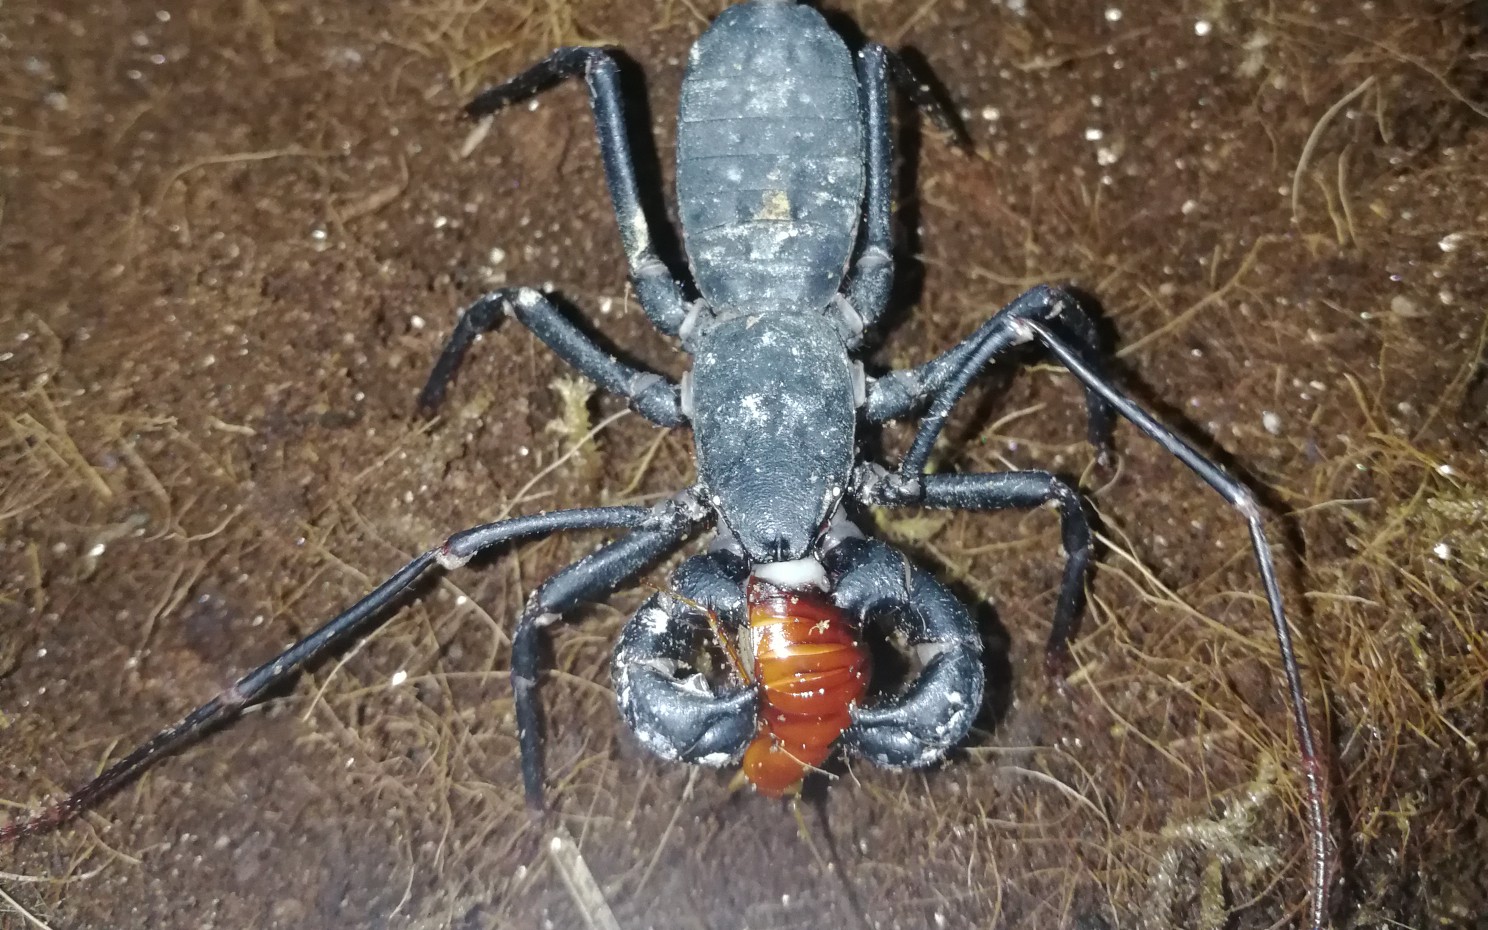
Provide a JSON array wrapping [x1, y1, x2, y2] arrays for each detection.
[[2, 2, 1486, 928]]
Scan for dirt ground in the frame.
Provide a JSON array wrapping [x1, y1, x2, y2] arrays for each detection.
[[1, 1, 1485, 928]]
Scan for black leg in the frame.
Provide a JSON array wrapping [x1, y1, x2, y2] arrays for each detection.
[[838, 44, 895, 338], [1007, 316, 1332, 930], [865, 285, 1114, 473], [864, 470, 1092, 681], [510, 502, 704, 809], [0, 503, 673, 842], [839, 45, 971, 341], [822, 538, 984, 769], [417, 286, 682, 427], [611, 550, 758, 768], [466, 48, 690, 336]]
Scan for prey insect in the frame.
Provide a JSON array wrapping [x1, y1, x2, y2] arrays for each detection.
[[657, 580, 872, 797], [3, 2, 1332, 926]]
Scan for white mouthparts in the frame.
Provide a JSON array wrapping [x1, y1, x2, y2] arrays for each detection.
[[751, 557, 828, 591]]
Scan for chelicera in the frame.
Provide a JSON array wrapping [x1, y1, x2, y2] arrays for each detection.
[[2, 2, 1332, 925]]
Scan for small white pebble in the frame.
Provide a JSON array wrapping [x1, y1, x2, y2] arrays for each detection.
[[410, 314, 426, 330], [1194, 19, 1212, 35], [390, 670, 408, 687], [1437, 464, 1455, 477], [1389, 295, 1422, 318], [1096, 146, 1119, 166], [1105, 7, 1123, 22], [1084, 127, 1104, 141], [1438, 232, 1465, 253], [1262, 411, 1282, 435], [781, 894, 791, 907], [981, 106, 1000, 122], [36, 647, 47, 658], [87, 542, 107, 558], [489, 246, 506, 265], [1433, 542, 1451, 560], [1181, 199, 1198, 215]]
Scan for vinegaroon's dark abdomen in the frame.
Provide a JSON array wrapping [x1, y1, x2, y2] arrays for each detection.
[[676, 1, 866, 316]]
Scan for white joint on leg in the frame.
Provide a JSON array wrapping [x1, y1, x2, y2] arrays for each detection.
[[751, 557, 828, 591], [1008, 316, 1037, 346], [706, 530, 744, 555], [633, 255, 668, 279], [677, 301, 707, 343], [856, 245, 892, 271], [831, 293, 866, 342], [679, 370, 694, 418], [1231, 485, 1262, 521], [819, 509, 864, 555], [850, 361, 867, 408], [436, 546, 472, 571], [657, 488, 706, 523], [630, 371, 663, 399], [514, 286, 544, 311]]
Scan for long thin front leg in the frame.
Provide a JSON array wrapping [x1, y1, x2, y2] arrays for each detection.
[[1011, 316, 1332, 930], [466, 48, 689, 336], [837, 44, 895, 338], [508, 508, 702, 809], [839, 45, 971, 341], [0, 503, 671, 841], [864, 470, 1092, 680], [865, 285, 1114, 471], [417, 286, 682, 427]]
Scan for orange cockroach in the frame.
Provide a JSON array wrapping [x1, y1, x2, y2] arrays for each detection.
[[732, 578, 871, 796]]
